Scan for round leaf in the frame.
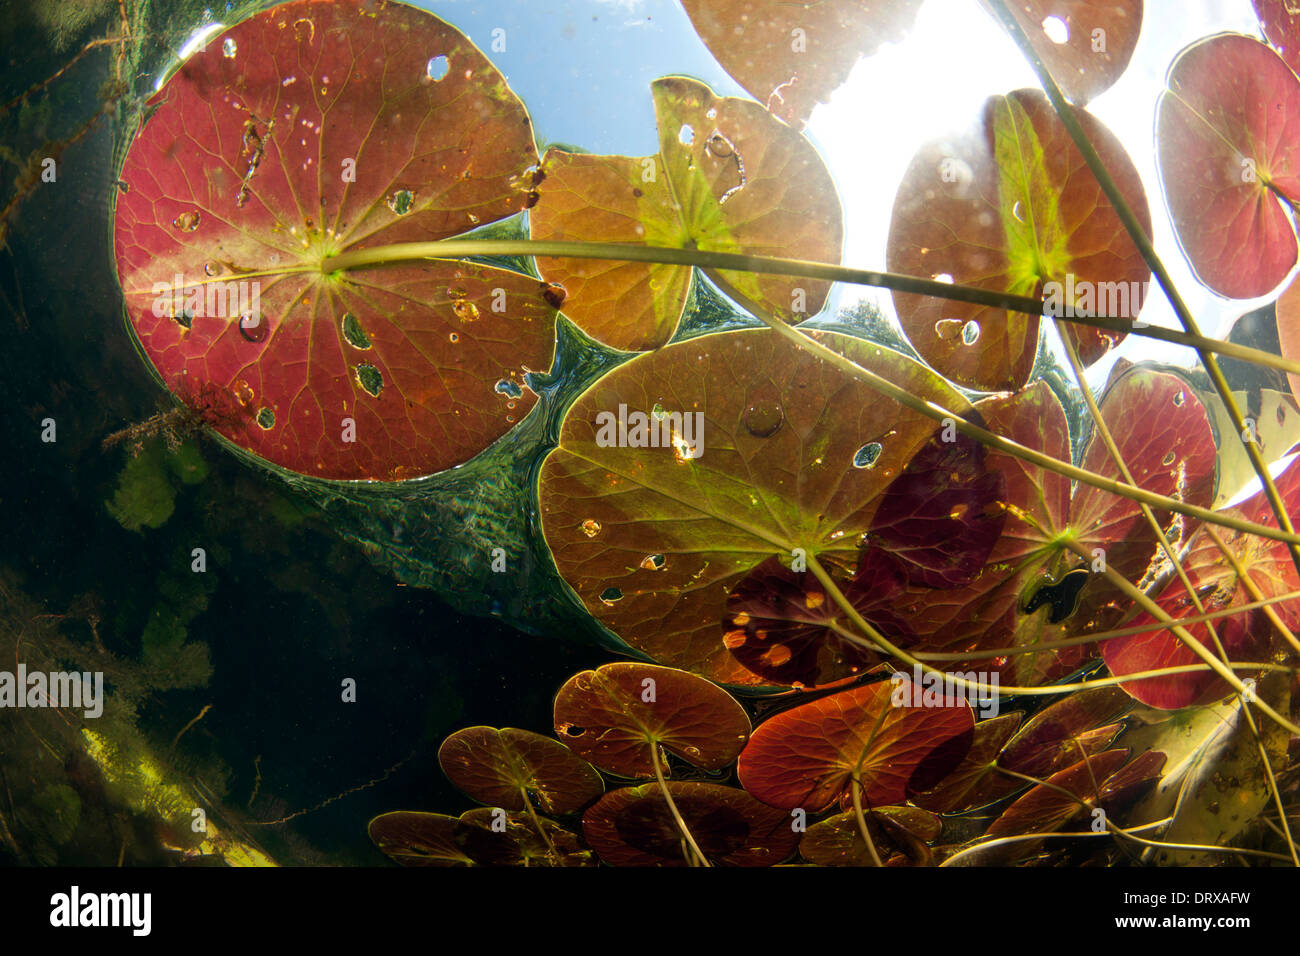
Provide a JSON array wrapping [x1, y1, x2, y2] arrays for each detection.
[[552, 663, 751, 778], [736, 677, 975, 811], [437, 726, 604, 815], [538, 328, 982, 683], [581, 781, 797, 867], [1155, 34, 1300, 299], [368, 811, 472, 867], [113, 0, 557, 479], [888, 89, 1150, 391], [995, 1, 1143, 105]]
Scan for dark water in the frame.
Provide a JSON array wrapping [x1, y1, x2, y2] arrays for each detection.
[[0, 0, 601, 865]]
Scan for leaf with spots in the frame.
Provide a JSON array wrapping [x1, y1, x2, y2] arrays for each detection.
[[987, 0, 1144, 105], [1155, 33, 1300, 299], [530, 77, 841, 351], [581, 781, 798, 867], [551, 663, 751, 778], [113, 0, 557, 480], [679, 0, 923, 128], [887, 89, 1150, 391], [736, 677, 975, 812], [538, 328, 992, 684], [437, 726, 604, 815]]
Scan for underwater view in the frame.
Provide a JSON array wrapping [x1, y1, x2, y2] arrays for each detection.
[[1, 0, 1298, 926]]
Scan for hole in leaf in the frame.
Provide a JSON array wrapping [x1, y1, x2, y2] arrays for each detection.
[[853, 442, 883, 469], [172, 211, 200, 232], [222, 37, 237, 58], [173, 309, 194, 330], [426, 55, 449, 81], [1041, 16, 1069, 44], [340, 312, 371, 349], [386, 189, 414, 215], [961, 320, 980, 345], [453, 300, 480, 322], [641, 553, 666, 571], [495, 378, 523, 398], [932, 273, 953, 284], [678, 124, 694, 145], [1173, 390, 1185, 407], [255, 406, 275, 430], [1161, 450, 1176, 466], [599, 586, 623, 605], [581, 519, 601, 537], [355, 363, 383, 397], [562, 724, 587, 737]]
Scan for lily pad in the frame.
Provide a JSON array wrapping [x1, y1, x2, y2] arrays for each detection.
[[530, 77, 841, 351], [799, 805, 942, 867], [113, 0, 557, 480], [581, 781, 798, 867], [1155, 33, 1300, 299], [551, 663, 751, 778], [538, 328, 993, 684], [908, 712, 1023, 814], [991, 1, 1143, 105], [887, 89, 1150, 391], [437, 726, 604, 815], [367, 811, 472, 867], [736, 676, 974, 811], [1254, 0, 1300, 73], [678, 0, 923, 128]]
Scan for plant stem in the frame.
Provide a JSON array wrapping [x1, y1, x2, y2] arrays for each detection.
[[649, 743, 710, 867], [318, 238, 1300, 377], [518, 787, 561, 865], [849, 778, 884, 867]]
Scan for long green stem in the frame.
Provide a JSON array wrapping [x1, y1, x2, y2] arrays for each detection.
[[849, 779, 884, 867], [984, 0, 1300, 577], [317, 239, 1300, 376]]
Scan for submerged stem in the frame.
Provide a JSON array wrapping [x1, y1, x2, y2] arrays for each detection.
[[649, 743, 710, 867]]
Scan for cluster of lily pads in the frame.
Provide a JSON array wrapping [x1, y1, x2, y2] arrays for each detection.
[[110, 0, 1300, 865]]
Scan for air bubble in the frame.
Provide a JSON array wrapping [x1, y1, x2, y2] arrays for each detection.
[[239, 312, 267, 342], [222, 37, 237, 58], [172, 211, 201, 232], [743, 401, 784, 438], [581, 519, 601, 537], [453, 300, 480, 322]]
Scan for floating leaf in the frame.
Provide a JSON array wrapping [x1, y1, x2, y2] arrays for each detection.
[[538, 328, 987, 683], [113, 0, 557, 480], [678, 0, 922, 127], [888, 89, 1150, 391], [368, 811, 472, 867], [908, 712, 1023, 814], [453, 808, 593, 867], [437, 726, 603, 815], [1102, 460, 1300, 709], [1155, 33, 1300, 299], [799, 805, 942, 867], [736, 677, 974, 811], [581, 781, 797, 867], [988, 0, 1143, 104], [530, 77, 841, 350], [997, 686, 1130, 779], [551, 663, 750, 778]]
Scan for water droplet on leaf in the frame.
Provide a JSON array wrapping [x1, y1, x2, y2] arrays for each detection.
[[743, 401, 784, 438]]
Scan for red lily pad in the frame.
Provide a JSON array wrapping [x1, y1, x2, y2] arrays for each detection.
[[581, 781, 798, 867], [530, 76, 841, 351], [1102, 459, 1300, 709], [437, 726, 604, 815], [678, 0, 922, 128], [736, 677, 974, 811], [113, 0, 557, 480], [1255, 0, 1300, 74], [887, 88, 1150, 391], [367, 811, 472, 867], [538, 328, 991, 684], [984, 747, 1130, 840], [551, 663, 751, 778], [992, 1, 1143, 105], [1155, 33, 1300, 299], [453, 808, 594, 867], [799, 805, 942, 867]]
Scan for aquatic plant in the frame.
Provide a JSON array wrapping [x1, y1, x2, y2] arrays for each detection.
[[104, 0, 1300, 866]]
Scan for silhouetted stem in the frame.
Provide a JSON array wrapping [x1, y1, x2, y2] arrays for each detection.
[[849, 779, 884, 867], [518, 787, 561, 865]]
